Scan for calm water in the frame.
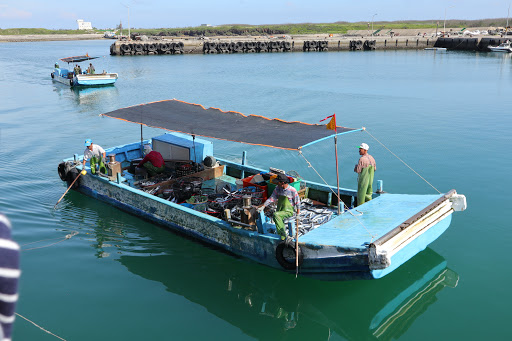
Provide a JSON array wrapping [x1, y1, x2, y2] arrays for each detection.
[[0, 40, 510, 340]]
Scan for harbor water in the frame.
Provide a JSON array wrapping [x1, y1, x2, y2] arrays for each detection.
[[0, 40, 510, 340]]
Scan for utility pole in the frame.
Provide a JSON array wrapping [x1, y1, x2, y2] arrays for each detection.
[[372, 14, 377, 37], [121, 3, 131, 40]]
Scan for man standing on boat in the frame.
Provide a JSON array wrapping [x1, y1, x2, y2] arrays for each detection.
[[136, 145, 166, 177], [83, 139, 106, 175], [258, 173, 300, 241], [354, 143, 377, 206], [87, 63, 95, 74]]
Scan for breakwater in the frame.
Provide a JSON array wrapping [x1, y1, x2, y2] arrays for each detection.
[[109, 36, 508, 56], [434, 37, 509, 50], [109, 38, 436, 55]]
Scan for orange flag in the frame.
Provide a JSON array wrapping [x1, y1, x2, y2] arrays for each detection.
[[320, 114, 337, 132]]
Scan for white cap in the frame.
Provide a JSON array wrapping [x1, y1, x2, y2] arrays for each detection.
[[143, 145, 152, 155], [359, 143, 369, 150]]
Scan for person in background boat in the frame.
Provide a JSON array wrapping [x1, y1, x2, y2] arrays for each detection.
[[77, 65, 82, 74], [87, 63, 95, 74], [354, 143, 377, 206], [83, 139, 106, 175], [73, 64, 80, 75], [257, 173, 300, 241], [54, 62, 59, 69], [137, 145, 165, 177], [0, 214, 20, 341]]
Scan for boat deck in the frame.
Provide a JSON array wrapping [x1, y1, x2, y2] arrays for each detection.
[[300, 193, 444, 249]]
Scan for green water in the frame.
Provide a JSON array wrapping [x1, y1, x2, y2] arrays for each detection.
[[0, 40, 510, 340]]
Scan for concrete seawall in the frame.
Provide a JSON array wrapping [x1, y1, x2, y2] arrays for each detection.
[[109, 36, 509, 56], [110, 37, 438, 56]]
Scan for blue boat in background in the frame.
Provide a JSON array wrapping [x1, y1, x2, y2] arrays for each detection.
[[51, 55, 118, 87], [57, 100, 467, 280]]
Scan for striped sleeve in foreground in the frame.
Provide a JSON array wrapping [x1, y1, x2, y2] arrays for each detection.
[[0, 214, 20, 341]]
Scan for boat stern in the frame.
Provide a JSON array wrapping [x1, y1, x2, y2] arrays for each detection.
[[368, 190, 466, 278]]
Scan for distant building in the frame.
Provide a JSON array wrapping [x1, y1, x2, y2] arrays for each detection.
[[200, 24, 212, 27], [77, 19, 93, 30]]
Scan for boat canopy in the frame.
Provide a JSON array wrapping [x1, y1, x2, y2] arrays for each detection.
[[60, 55, 98, 63], [101, 99, 359, 150]]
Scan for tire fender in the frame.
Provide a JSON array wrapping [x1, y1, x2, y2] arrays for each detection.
[[66, 168, 81, 189], [275, 241, 303, 270], [57, 162, 70, 181]]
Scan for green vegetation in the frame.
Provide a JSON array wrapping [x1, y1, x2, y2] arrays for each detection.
[[1, 18, 510, 36], [0, 28, 94, 35], [128, 19, 511, 37], [130, 22, 437, 37]]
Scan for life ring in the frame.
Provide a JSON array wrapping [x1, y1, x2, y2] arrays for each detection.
[[275, 241, 303, 270], [66, 168, 81, 189], [51, 73, 54, 79], [57, 162, 70, 181], [69, 79, 73, 86]]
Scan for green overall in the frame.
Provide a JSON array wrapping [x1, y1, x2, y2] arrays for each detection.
[[273, 195, 295, 240], [143, 162, 166, 177], [357, 165, 374, 206], [90, 156, 106, 175]]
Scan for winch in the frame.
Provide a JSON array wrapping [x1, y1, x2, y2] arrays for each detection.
[[107, 154, 121, 181], [240, 195, 257, 227]]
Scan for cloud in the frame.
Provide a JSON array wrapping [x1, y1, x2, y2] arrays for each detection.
[[0, 5, 32, 19]]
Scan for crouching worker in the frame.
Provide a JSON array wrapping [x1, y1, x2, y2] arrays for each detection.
[[257, 173, 300, 241], [137, 145, 165, 177], [83, 139, 106, 175]]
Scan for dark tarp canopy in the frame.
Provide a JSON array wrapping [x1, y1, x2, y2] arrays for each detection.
[[101, 99, 357, 150], [60, 55, 98, 63]]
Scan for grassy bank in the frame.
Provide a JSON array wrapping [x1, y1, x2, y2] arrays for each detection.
[[2, 18, 509, 37], [128, 19, 511, 37], [0, 28, 94, 35]]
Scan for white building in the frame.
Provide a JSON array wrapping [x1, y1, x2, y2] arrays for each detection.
[[77, 19, 93, 30]]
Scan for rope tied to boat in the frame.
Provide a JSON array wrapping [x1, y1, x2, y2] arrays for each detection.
[[20, 231, 79, 251], [364, 129, 442, 194], [297, 150, 376, 241], [16, 313, 68, 340]]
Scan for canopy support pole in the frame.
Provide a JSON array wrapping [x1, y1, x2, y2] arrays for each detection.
[[140, 124, 143, 155], [241, 151, 247, 179], [334, 134, 341, 215], [192, 135, 198, 171], [332, 115, 341, 215]]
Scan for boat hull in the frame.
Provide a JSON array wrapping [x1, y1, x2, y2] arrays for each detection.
[[51, 68, 117, 87], [58, 136, 465, 280]]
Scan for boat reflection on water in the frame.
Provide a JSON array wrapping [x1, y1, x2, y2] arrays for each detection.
[[113, 238, 458, 340], [59, 156, 459, 340], [52, 84, 119, 107]]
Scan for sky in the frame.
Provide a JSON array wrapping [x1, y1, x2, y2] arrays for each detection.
[[0, 0, 511, 29]]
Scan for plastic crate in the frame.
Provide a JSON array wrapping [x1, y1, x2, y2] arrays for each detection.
[[267, 177, 301, 197], [242, 175, 268, 199]]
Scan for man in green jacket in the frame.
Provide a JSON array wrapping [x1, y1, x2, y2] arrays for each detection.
[[354, 143, 377, 206]]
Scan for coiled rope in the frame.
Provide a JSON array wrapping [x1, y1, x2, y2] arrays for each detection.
[[364, 129, 441, 194], [298, 150, 376, 240]]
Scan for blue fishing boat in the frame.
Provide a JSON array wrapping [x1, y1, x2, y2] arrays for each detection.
[[57, 99, 466, 280], [51, 55, 118, 87]]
